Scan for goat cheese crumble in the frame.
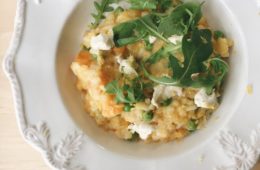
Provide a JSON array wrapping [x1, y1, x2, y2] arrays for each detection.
[[194, 89, 218, 109], [116, 56, 138, 76], [128, 123, 154, 140], [151, 85, 183, 108], [168, 35, 183, 45], [148, 36, 157, 44], [90, 32, 114, 54]]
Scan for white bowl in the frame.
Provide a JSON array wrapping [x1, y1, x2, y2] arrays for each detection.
[[56, 0, 248, 158]]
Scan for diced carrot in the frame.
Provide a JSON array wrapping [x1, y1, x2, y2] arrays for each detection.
[[99, 61, 118, 85], [112, 47, 126, 56], [75, 51, 92, 66]]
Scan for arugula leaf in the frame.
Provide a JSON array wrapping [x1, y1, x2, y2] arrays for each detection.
[[105, 80, 131, 103], [113, 21, 147, 47], [125, 85, 136, 102], [192, 56, 229, 93], [128, 77, 146, 102], [209, 57, 229, 84], [143, 29, 214, 87], [128, 0, 158, 10], [146, 48, 166, 64], [113, 2, 202, 47], [105, 78, 146, 104], [91, 0, 119, 28], [139, 15, 170, 43], [158, 2, 202, 37], [105, 80, 119, 93], [141, 43, 183, 86], [178, 29, 213, 86], [113, 14, 171, 47]]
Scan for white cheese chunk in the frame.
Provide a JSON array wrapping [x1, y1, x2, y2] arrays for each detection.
[[168, 35, 183, 45], [90, 32, 114, 53], [128, 123, 153, 140], [109, 3, 120, 9], [116, 56, 138, 76], [151, 85, 183, 108], [148, 36, 157, 44], [194, 89, 218, 109]]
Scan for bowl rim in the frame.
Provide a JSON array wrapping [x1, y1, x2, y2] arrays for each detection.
[[55, 0, 249, 159]]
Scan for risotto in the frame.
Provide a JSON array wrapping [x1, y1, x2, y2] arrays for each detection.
[[71, 0, 233, 142]]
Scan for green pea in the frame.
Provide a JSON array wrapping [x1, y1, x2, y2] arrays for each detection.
[[214, 30, 225, 39], [124, 104, 132, 112], [142, 111, 154, 122], [160, 98, 173, 106], [187, 120, 197, 132]]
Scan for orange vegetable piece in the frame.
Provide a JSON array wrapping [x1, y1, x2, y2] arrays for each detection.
[[75, 51, 92, 66], [113, 47, 126, 56]]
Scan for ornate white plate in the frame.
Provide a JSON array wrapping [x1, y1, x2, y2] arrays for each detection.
[[3, 0, 260, 169]]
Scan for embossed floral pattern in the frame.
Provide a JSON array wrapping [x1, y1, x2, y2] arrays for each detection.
[[24, 122, 85, 170], [216, 125, 260, 170], [3, 0, 86, 169]]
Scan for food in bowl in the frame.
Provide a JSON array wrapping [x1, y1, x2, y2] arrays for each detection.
[[71, 0, 233, 142]]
